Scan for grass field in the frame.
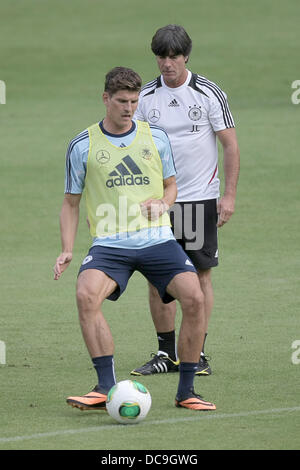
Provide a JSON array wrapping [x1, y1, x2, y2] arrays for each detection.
[[0, 0, 300, 451]]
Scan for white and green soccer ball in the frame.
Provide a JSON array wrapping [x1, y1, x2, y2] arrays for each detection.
[[106, 380, 151, 424]]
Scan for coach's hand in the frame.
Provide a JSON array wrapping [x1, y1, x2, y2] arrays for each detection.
[[217, 195, 235, 227], [53, 252, 73, 280]]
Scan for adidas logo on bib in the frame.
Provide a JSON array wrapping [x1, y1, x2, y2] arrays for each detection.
[[106, 155, 150, 188]]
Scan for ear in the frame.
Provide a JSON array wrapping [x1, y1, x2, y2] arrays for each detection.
[[184, 56, 189, 63], [102, 92, 110, 105]]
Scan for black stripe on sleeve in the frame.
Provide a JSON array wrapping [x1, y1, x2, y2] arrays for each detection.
[[65, 130, 88, 193], [142, 76, 162, 97], [196, 76, 234, 128]]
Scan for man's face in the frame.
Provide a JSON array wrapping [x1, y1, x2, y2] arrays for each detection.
[[103, 89, 139, 132], [156, 52, 188, 87]]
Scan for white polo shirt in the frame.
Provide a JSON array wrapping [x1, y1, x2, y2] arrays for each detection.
[[135, 70, 235, 201]]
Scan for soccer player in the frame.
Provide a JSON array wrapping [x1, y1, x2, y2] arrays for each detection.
[[131, 25, 240, 376], [54, 67, 216, 411]]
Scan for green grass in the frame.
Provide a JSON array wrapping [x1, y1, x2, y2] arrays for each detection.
[[0, 0, 300, 451]]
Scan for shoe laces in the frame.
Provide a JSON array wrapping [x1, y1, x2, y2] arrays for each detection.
[[176, 387, 204, 402], [189, 387, 204, 400], [148, 352, 168, 365], [200, 354, 211, 362]]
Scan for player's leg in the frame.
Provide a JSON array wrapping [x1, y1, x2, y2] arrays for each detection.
[[132, 200, 217, 376], [66, 245, 133, 410], [76, 268, 117, 358], [198, 269, 213, 334], [166, 272, 204, 363], [197, 268, 214, 375], [132, 203, 185, 373], [148, 268, 214, 363], [148, 284, 177, 361], [131, 286, 179, 375], [134, 240, 216, 410], [148, 282, 177, 335], [141, 271, 213, 375], [183, 199, 219, 375], [67, 269, 118, 411], [166, 271, 216, 411]]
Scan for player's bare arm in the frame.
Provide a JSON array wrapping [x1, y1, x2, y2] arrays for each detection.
[[54, 193, 81, 280], [216, 128, 240, 227], [140, 176, 177, 220]]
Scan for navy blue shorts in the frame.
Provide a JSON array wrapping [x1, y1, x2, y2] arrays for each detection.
[[78, 240, 196, 303]]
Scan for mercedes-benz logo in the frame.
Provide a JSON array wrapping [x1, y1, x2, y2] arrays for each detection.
[[148, 109, 161, 123], [96, 150, 110, 165]]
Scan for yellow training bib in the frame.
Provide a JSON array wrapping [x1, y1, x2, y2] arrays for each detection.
[[85, 120, 171, 238]]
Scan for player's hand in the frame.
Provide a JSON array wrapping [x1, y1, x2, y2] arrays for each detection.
[[53, 252, 73, 280], [140, 199, 168, 220], [217, 195, 235, 227]]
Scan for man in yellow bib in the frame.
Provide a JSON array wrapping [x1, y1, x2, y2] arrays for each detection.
[[54, 67, 216, 412]]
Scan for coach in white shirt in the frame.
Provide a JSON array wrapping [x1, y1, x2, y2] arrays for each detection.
[[131, 24, 240, 377]]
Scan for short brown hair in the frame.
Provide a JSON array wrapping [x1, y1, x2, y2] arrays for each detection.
[[104, 67, 142, 95], [151, 25, 192, 58]]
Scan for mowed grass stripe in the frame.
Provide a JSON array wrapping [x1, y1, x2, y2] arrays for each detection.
[[1, 407, 300, 444]]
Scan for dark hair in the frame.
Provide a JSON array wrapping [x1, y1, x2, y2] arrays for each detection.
[[104, 67, 142, 95], [151, 24, 192, 58]]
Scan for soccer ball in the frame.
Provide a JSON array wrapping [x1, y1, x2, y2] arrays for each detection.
[[106, 380, 151, 424]]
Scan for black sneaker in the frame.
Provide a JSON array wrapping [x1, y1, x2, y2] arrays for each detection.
[[131, 353, 179, 376], [195, 355, 212, 376]]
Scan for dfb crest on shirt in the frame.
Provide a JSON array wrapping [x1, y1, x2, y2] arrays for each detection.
[[141, 147, 153, 160], [188, 105, 202, 121]]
